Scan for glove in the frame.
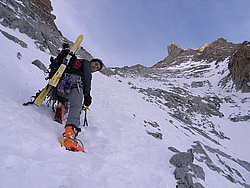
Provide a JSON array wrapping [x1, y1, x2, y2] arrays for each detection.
[[84, 96, 92, 107]]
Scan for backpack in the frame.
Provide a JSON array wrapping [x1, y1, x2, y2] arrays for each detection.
[[65, 57, 85, 77], [48, 49, 70, 79]]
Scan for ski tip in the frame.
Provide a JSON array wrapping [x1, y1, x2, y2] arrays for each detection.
[[77, 34, 84, 42]]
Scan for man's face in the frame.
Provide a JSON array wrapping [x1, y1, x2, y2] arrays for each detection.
[[91, 61, 101, 72]]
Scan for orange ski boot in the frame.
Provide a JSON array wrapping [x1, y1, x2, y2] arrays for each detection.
[[60, 124, 84, 152]]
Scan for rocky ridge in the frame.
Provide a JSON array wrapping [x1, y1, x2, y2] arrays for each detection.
[[0, 0, 92, 60], [153, 38, 240, 68]]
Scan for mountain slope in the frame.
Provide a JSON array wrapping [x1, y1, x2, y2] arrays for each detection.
[[0, 16, 250, 188], [109, 42, 250, 187], [0, 24, 178, 188]]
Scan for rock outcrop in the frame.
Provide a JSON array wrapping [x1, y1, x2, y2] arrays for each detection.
[[153, 38, 240, 69], [149, 38, 250, 92], [0, 0, 92, 59], [228, 41, 250, 92], [169, 149, 205, 188]]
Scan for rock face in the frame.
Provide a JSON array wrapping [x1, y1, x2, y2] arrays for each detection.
[[167, 43, 185, 57], [0, 0, 92, 59], [228, 41, 250, 92], [151, 38, 250, 92], [194, 38, 239, 63], [153, 38, 240, 69], [1, 0, 59, 54]]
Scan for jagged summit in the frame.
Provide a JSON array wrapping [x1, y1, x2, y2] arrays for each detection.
[[157, 38, 250, 92], [153, 38, 240, 68], [111, 38, 250, 93]]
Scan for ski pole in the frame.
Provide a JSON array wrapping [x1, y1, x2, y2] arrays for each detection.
[[83, 106, 89, 126]]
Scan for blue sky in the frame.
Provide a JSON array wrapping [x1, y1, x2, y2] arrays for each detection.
[[51, 0, 250, 67]]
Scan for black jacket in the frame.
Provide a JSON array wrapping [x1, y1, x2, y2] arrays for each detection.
[[66, 58, 92, 99], [81, 59, 92, 99]]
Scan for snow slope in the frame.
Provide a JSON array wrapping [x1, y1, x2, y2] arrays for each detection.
[[0, 25, 249, 188], [0, 25, 177, 188]]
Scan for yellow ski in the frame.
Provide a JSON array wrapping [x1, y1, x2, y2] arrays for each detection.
[[33, 34, 84, 106], [33, 84, 52, 106], [49, 35, 84, 87]]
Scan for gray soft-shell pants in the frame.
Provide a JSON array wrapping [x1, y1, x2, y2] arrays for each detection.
[[57, 74, 83, 128]]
